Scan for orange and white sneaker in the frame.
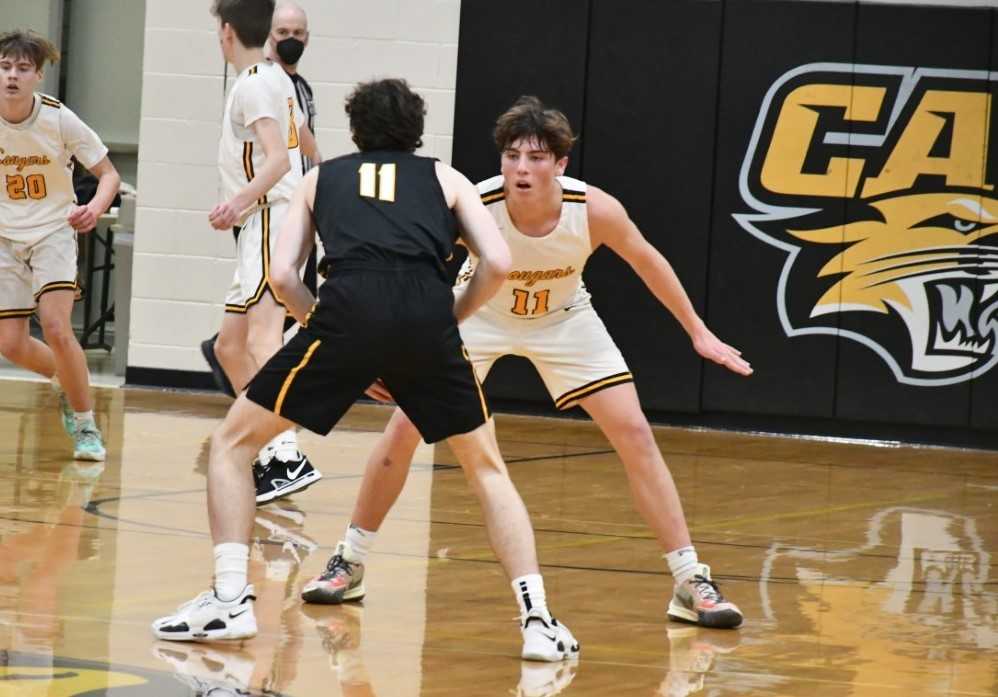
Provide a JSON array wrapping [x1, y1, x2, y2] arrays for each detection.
[[301, 542, 365, 604], [667, 563, 743, 629]]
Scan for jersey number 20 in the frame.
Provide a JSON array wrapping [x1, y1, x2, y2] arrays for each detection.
[[358, 163, 396, 203], [6, 174, 47, 200]]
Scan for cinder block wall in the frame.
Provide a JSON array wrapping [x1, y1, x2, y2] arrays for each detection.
[[129, 0, 460, 374]]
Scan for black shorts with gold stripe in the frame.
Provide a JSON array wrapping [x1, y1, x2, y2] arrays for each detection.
[[246, 264, 490, 443]]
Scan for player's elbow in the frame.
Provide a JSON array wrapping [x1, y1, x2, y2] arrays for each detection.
[[270, 263, 297, 296], [481, 245, 512, 280]]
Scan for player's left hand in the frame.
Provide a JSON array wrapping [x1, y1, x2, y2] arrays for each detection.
[[67, 204, 98, 233], [209, 200, 242, 230], [692, 328, 753, 376]]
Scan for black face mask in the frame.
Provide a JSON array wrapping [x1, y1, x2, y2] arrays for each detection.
[[276, 37, 305, 65]]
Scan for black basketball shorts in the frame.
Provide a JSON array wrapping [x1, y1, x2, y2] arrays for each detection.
[[246, 268, 490, 443]]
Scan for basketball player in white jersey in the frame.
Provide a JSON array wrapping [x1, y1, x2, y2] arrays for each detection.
[[311, 97, 753, 630], [209, 0, 321, 503], [0, 31, 120, 461]]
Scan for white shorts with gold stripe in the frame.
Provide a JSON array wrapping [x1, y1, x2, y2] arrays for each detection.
[[461, 300, 633, 409], [224, 201, 288, 313], [0, 226, 78, 319]]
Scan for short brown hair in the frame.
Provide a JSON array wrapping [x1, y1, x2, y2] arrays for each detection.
[[493, 96, 577, 160], [345, 79, 425, 153], [0, 30, 60, 70], [211, 0, 274, 49]]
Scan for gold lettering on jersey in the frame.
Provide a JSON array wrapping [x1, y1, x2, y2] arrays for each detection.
[[0, 148, 52, 172], [507, 265, 577, 287]]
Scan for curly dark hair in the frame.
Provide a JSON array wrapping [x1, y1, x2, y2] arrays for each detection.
[[0, 30, 60, 70], [494, 96, 577, 159], [345, 79, 425, 153], [210, 0, 274, 49]]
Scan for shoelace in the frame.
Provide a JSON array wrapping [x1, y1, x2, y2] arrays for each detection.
[[320, 554, 353, 581], [690, 574, 723, 602], [76, 427, 102, 449]]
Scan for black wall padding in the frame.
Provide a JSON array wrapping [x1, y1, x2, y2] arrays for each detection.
[[582, 0, 724, 413], [831, 3, 989, 427], [703, 0, 857, 419]]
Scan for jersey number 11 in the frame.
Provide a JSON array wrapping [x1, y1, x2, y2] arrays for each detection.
[[358, 163, 396, 203]]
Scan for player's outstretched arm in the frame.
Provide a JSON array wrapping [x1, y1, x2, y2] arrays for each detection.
[[67, 156, 120, 233], [436, 162, 511, 322], [589, 185, 752, 376], [270, 168, 318, 325], [209, 117, 290, 230]]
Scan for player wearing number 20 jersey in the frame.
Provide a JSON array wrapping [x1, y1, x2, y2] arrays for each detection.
[[0, 93, 108, 315], [0, 94, 107, 244]]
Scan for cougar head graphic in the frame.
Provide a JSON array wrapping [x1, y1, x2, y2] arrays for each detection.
[[737, 63, 998, 384], [788, 193, 998, 377]]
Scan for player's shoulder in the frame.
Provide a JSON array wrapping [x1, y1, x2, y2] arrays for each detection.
[[39, 92, 61, 110], [477, 174, 504, 204], [557, 175, 586, 204], [238, 63, 285, 94]]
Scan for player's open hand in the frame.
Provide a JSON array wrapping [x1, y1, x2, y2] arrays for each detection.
[[67, 204, 98, 232], [692, 327, 753, 376], [208, 200, 241, 230], [365, 379, 394, 403]]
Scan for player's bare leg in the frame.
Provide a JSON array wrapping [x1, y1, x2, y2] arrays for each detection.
[[0, 317, 55, 377], [581, 382, 742, 628], [245, 292, 285, 374], [36, 290, 92, 412], [209, 395, 292, 545], [215, 312, 255, 392], [446, 419, 540, 579], [579, 383, 689, 551], [350, 407, 422, 531]]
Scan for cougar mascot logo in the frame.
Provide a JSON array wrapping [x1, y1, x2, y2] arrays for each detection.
[[736, 64, 998, 385]]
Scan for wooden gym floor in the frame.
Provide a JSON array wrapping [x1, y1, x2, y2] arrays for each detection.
[[0, 378, 994, 696]]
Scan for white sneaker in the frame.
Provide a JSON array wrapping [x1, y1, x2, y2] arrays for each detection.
[[151, 641, 255, 693], [520, 608, 579, 662], [517, 659, 579, 696], [151, 586, 257, 641]]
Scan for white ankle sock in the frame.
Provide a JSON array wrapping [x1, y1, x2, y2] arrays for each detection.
[[214, 542, 249, 601], [268, 429, 299, 461], [73, 411, 95, 428], [511, 573, 548, 618], [665, 545, 699, 585], [343, 523, 376, 563]]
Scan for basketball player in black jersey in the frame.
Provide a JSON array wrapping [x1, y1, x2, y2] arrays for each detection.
[[153, 79, 580, 662]]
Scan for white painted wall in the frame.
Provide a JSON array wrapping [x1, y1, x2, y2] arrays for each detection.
[[64, 0, 145, 185], [129, 0, 461, 374]]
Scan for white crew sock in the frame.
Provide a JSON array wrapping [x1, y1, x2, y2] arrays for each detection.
[[343, 523, 377, 563], [511, 573, 548, 619], [664, 545, 699, 585], [213, 542, 249, 601], [261, 429, 299, 463]]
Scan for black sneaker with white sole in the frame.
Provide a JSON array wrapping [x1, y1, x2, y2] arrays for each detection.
[[255, 452, 321, 504], [200, 334, 236, 398]]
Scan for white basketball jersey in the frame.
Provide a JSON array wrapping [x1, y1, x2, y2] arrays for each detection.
[[0, 94, 107, 243], [456, 175, 592, 318], [218, 62, 304, 222]]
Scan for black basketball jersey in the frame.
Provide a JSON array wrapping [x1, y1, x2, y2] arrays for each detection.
[[312, 151, 457, 275]]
